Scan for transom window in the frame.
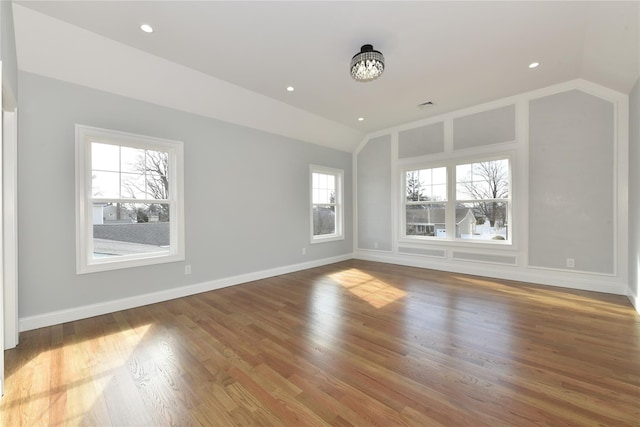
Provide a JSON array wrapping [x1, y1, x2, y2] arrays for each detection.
[[75, 125, 184, 273], [310, 165, 344, 243], [402, 157, 511, 243]]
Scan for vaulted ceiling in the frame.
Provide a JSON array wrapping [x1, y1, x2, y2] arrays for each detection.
[[12, 1, 640, 151]]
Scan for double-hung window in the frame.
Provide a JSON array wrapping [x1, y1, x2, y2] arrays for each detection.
[[310, 165, 344, 243], [405, 167, 447, 238], [402, 157, 511, 243], [455, 159, 510, 241], [75, 125, 184, 273]]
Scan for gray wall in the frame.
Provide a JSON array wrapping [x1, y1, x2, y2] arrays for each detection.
[[529, 90, 614, 273], [18, 71, 352, 318], [629, 78, 640, 300], [398, 122, 444, 158], [453, 105, 515, 150], [1, 0, 18, 101], [357, 135, 392, 251]]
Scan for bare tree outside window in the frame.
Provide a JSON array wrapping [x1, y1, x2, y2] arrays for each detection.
[[456, 159, 509, 233], [90, 143, 172, 258], [406, 171, 425, 202], [122, 149, 170, 222]]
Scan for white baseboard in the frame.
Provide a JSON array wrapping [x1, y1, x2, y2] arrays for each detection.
[[19, 253, 353, 332], [355, 250, 629, 295], [20, 251, 637, 332]]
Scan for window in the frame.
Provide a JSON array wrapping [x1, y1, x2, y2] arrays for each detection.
[[405, 167, 447, 237], [455, 159, 510, 241], [310, 165, 344, 243], [402, 157, 511, 243], [75, 125, 184, 273]]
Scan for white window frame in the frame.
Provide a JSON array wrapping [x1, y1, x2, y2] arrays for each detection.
[[310, 165, 344, 243], [401, 154, 512, 245], [75, 125, 185, 274]]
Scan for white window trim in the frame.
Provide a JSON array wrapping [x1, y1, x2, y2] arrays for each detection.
[[400, 153, 513, 246], [75, 125, 185, 274], [310, 164, 344, 244]]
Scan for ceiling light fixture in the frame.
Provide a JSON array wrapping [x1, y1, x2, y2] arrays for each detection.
[[358, 117, 364, 121], [528, 62, 540, 69], [350, 44, 385, 82], [140, 24, 154, 33], [286, 86, 295, 92]]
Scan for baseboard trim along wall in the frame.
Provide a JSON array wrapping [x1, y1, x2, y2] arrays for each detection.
[[355, 250, 629, 296], [21, 251, 637, 332], [19, 253, 353, 332]]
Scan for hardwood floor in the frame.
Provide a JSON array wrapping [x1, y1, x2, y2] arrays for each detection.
[[2, 260, 639, 426]]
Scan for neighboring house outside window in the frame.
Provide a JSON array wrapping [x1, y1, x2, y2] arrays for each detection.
[[310, 165, 344, 243], [403, 157, 511, 243], [75, 125, 184, 273]]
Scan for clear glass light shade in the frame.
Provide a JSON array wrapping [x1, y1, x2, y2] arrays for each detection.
[[350, 45, 384, 82]]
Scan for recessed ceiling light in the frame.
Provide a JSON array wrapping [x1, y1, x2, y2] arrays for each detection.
[[528, 62, 540, 69], [140, 24, 154, 33], [286, 86, 295, 92], [358, 117, 364, 121]]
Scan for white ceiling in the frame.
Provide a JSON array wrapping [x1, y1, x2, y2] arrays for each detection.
[[11, 1, 640, 151]]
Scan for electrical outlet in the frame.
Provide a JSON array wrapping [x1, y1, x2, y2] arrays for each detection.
[[566, 258, 575, 268], [185, 265, 192, 275], [302, 247, 306, 255]]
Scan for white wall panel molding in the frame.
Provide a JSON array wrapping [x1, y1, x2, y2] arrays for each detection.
[[355, 79, 629, 297], [359, 79, 626, 152]]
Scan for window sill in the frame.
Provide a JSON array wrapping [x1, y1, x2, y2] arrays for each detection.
[[398, 236, 515, 250], [77, 252, 185, 274], [310, 234, 344, 245]]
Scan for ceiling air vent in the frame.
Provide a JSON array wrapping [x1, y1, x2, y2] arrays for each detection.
[[418, 101, 435, 109]]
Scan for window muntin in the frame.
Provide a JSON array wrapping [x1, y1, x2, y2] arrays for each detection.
[[76, 125, 184, 273], [311, 165, 343, 243], [402, 157, 511, 243]]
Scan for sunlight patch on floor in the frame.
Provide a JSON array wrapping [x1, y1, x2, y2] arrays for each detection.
[[69, 322, 153, 425], [329, 268, 407, 309], [2, 323, 153, 426]]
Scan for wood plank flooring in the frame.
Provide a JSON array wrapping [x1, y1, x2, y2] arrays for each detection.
[[2, 260, 639, 426]]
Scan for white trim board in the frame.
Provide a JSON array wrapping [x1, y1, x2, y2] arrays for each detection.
[[20, 253, 353, 332], [3, 108, 18, 349]]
